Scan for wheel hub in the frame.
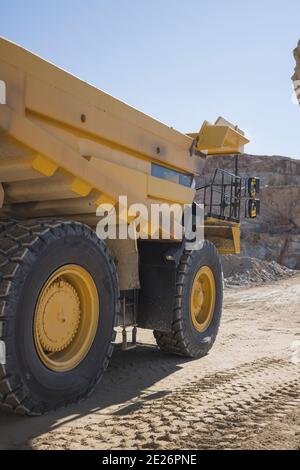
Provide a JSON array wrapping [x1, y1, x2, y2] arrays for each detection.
[[34, 265, 99, 373], [192, 284, 205, 311], [190, 266, 216, 332], [36, 280, 81, 353]]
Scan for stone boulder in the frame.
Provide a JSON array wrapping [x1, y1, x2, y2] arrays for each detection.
[[200, 154, 300, 187]]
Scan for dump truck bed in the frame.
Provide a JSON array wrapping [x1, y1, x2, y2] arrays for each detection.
[[0, 38, 201, 224]]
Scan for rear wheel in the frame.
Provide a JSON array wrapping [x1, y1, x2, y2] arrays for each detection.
[[154, 241, 223, 358], [0, 219, 119, 415]]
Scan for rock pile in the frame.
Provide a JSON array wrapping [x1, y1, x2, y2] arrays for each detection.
[[222, 255, 295, 288]]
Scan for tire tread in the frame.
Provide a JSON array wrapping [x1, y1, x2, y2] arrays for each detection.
[[0, 218, 119, 415], [154, 241, 222, 358]]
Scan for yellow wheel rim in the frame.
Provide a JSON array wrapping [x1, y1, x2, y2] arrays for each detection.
[[190, 266, 216, 333], [34, 265, 99, 373]]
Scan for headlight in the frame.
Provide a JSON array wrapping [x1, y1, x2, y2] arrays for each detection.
[[247, 199, 260, 219]]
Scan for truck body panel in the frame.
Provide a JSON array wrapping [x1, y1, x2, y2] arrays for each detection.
[[0, 38, 200, 227], [0, 38, 248, 289]]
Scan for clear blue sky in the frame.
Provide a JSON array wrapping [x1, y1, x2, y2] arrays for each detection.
[[2, 0, 300, 158]]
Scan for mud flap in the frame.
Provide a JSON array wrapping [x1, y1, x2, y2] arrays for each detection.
[[137, 240, 185, 332]]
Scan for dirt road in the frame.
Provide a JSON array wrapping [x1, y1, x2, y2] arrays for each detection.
[[0, 275, 300, 450]]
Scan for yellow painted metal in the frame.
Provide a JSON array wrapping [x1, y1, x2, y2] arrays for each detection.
[[0, 39, 199, 237], [230, 225, 241, 254], [190, 117, 249, 155], [190, 266, 216, 333], [147, 175, 195, 204], [0, 37, 244, 250], [0, 38, 198, 173], [70, 178, 93, 197], [204, 217, 241, 255], [32, 155, 58, 177], [34, 265, 99, 373], [95, 194, 117, 207]]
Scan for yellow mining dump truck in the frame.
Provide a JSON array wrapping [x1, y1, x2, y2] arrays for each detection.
[[293, 40, 300, 103], [0, 38, 259, 415]]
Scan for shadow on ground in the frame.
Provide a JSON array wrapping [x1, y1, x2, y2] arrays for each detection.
[[0, 343, 191, 449]]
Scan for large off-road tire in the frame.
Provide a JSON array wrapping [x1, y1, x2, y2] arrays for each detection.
[[154, 241, 223, 358], [0, 218, 16, 234], [0, 219, 119, 415]]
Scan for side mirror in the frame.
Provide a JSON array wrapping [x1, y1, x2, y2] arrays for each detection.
[[247, 199, 260, 219], [247, 177, 260, 197]]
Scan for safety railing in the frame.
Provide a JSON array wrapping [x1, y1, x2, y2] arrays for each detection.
[[196, 169, 242, 223]]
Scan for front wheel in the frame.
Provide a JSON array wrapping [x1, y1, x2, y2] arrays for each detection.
[[154, 241, 223, 358], [0, 219, 119, 415]]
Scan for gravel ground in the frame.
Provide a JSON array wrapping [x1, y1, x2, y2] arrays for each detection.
[[0, 274, 299, 450]]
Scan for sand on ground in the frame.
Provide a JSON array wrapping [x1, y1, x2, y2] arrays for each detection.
[[0, 275, 299, 450]]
